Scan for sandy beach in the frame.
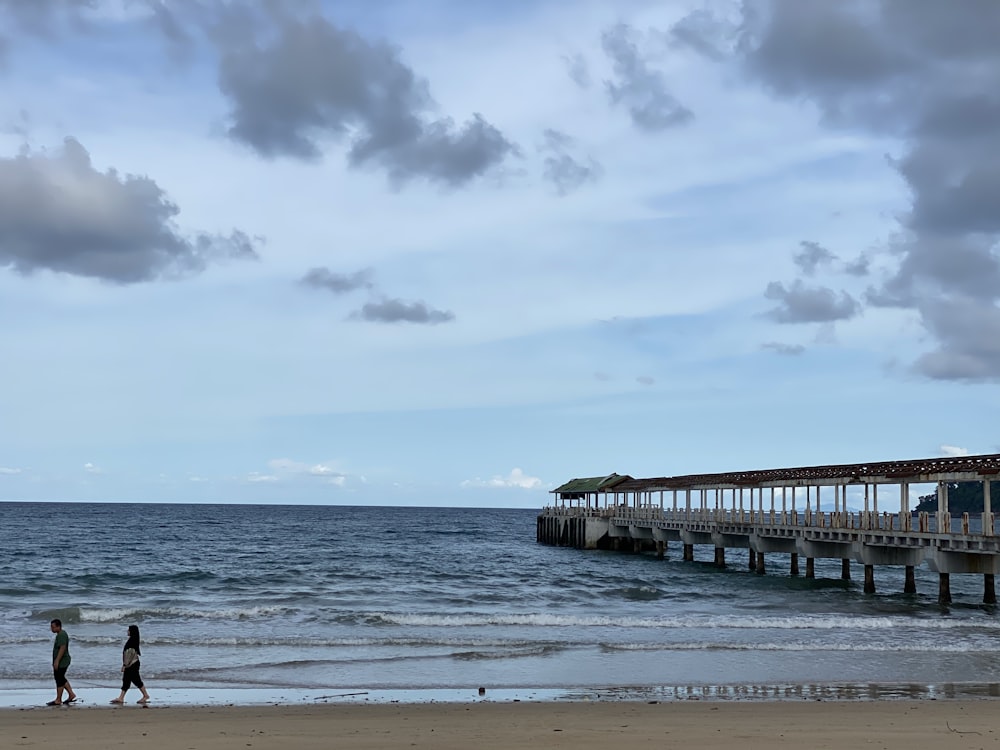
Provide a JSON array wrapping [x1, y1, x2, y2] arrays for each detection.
[[3, 699, 999, 750]]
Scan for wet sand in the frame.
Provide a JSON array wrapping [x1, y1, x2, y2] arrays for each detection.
[[3, 699, 999, 750]]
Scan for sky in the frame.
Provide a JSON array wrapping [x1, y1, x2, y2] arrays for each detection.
[[1, 0, 999, 507]]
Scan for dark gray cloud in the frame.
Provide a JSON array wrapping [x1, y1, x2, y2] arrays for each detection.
[[0, 138, 258, 283], [913, 297, 1000, 381], [843, 254, 870, 277], [764, 281, 860, 324], [740, 0, 1000, 380], [539, 129, 602, 196], [217, 14, 516, 185], [601, 24, 693, 132], [636, 375, 655, 386], [793, 240, 836, 276], [352, 298, 454, 325], [762, 342, 806, 356], [300, 266, 374, 294]]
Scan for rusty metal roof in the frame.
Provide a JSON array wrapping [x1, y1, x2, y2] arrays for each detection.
[[583, 453, 1000, 493]]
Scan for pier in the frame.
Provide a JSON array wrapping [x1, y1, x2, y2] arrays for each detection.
[[537, 453, 1000, 604]]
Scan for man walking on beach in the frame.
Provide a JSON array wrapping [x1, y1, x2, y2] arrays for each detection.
[[48, 619, 78, 706]]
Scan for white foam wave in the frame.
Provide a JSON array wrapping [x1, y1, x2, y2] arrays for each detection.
[[372, 612, 1000, 631], [603, 641, 995, 653], [78, 605, 293, 622]]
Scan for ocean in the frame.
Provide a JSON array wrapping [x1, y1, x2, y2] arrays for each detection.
[[2, 501, 1000, 707]]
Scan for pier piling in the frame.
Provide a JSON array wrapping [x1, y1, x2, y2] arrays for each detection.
[[863, 564, 875, 593], [939, 573, 951, 604], [841, 559, 851, 580], [985, 574, 996, 605], [790, 552, 799, 576], [904, 566, 916, 594]]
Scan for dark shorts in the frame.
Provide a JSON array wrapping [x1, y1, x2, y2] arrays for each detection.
[[53, 667, 68, 687], [122, 663, 144, 691]]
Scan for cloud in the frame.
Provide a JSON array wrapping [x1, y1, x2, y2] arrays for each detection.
[[761, 342, 805, 356], [539, 129, 602, 196], [352, 298, 455, 325], [0, 138, 259, 283], [940, 445, 969, 458], [461, 468, 542, 490], [793, 240, 837, 276], [666, 9, 732, 61], [216, 13, 516, 185], [247, 472, 279, 483], [0, 466, 22, 475], [636, 375, 655, 386], [564, 53, 592, 88], [257, 458, 350, 487], [83, 462, 102, 474], [602, 23, 693, 132], [764, 280, 861, 323], [300, 267, 374, 294], [843, 254, 870, 277], [739, 0, 1000, 379]]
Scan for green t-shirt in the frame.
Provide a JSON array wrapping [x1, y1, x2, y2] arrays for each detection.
[[52, 630, 71, 669]]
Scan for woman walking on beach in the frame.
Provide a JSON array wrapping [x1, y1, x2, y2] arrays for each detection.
[[111, 625, 150, 705]]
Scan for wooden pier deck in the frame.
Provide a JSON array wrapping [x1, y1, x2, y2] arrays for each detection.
[[538, 453, 1000, 604]]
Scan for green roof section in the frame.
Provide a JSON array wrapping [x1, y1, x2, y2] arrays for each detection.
[[551, 473, 631, 494]]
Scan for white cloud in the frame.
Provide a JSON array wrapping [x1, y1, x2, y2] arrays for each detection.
[[939, 445, 969, 458], [247, 472, 279, 483], [461, 468, 543, 490], [0, 466, 22, 475]]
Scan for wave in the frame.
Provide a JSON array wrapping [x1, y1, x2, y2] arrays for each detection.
[[600, 641, 999, 653], [29, 605, 296, 623], [368, 611, 1000, 631]]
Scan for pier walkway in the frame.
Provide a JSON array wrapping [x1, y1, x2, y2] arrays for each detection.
[[537, 453, 1000, 604]]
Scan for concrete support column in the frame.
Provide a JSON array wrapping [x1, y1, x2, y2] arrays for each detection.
[[904, 566, 916, 594], [755, 552, 766, 575], [985, 480, 993, 536], [841, 559, 851, 580], [748, 548, 756, 571], [939, 573, 952, 605], [790, 552, 799, 576], [655, 540, 665, 559], [985, 574, 996, 605], [715, 547, 726, 568], [863, 564, 875, 594], [805, 557, 815, 578], [683, 543, 694, 562]]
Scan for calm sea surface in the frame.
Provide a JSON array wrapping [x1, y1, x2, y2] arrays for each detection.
[[3, 502, 1000, 703]]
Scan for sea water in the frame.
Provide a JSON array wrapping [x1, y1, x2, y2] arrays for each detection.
[[2, 502, 1000, 706]]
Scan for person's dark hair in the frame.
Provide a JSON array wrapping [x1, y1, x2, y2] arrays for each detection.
[[127, 624, 141, 655], [51, 618, 62, 628]]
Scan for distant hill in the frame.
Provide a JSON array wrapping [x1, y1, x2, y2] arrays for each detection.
[[914, 481, 1000, 513]]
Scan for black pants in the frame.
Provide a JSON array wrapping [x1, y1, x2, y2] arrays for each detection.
[[121, 663, 144, 691]]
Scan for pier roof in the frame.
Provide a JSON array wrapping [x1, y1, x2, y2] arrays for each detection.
[[575, 453, 1000, 493], [551, 474, 631, 494]]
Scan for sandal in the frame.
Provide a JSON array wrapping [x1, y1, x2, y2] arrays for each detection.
[[46, 700, 61, 706]]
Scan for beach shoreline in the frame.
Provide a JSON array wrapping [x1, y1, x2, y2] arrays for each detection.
[[3, 697, 998, 750], [4, 680, 1000, 711]]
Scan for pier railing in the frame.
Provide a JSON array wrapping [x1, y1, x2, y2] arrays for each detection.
[[540, 505, 997, 535]]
